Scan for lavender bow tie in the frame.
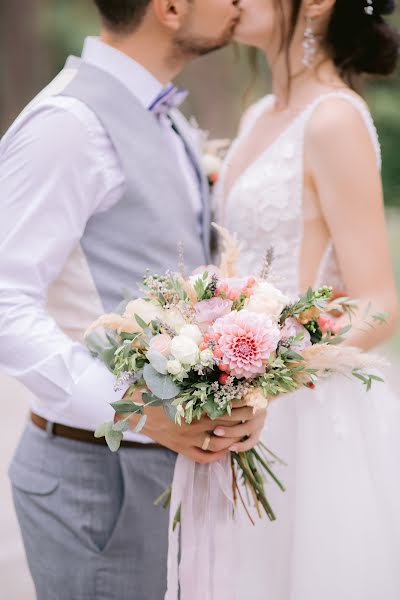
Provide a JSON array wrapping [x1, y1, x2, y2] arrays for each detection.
[[149, 84, 189, 118]]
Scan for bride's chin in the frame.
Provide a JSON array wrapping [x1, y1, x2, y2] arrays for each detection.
[[233, 23, 266, 49], [233, 32, 265, 50]]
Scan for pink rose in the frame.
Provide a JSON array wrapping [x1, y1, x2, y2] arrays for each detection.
[[219, 277, 249, 292], [194, 297, 233, 330], [149, 334, 172, 356], [280, 317, 311, 350], [318, 314, 342, 335]]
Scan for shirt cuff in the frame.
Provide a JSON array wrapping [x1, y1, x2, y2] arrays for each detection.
[[53, 359, 126, 431]]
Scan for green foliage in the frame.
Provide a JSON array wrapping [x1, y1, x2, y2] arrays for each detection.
[[143, 364, 182, 400]]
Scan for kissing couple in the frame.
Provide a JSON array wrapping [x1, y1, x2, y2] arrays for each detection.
[[1, 0, 400, 599]]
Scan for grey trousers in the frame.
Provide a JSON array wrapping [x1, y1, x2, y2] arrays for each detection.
[[9, 422, 176, 600]]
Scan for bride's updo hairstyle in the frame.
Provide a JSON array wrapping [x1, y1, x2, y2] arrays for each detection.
[[281, 0, 399, 86]]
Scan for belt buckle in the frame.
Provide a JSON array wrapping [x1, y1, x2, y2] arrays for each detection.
[[46, 420, 55, 437]]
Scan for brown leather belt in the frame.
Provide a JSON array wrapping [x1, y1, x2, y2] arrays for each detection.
[[30, 413, 160, 449]]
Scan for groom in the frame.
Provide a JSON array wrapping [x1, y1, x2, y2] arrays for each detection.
[[0, 1, 269, 599]]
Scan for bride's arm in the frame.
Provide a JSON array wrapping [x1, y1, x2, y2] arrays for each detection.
[[305, 97, 398, 351]]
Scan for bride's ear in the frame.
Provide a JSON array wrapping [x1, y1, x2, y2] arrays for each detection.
[[152, 0, 190, 31], [303, 0, 336, 19]]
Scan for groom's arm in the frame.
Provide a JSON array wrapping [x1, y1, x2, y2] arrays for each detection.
[[0, 102, 126, 429]]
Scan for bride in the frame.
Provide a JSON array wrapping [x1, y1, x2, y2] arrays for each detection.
[[215, 0, 400, 597]]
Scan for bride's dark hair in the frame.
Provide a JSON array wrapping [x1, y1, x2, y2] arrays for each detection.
[[278, 0, 399, 87]]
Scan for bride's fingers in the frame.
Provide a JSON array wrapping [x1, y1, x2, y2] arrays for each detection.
[[194, 433, 240, 453], [213, 413, 266, 439], [228, 428, 264, 453], [213, 407, 257, 424]]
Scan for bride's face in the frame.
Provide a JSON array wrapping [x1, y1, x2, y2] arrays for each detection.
[[234, 0, 292, 55]]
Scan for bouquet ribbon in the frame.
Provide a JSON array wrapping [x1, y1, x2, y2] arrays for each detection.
[[165, 453, 236, 600]]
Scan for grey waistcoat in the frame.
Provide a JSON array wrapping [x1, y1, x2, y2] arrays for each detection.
[[58, 56, 210, 312]]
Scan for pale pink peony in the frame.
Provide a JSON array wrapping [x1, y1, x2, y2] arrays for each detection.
[[280, 317, 312, 350], [150, 334, 172, 356], [212, 310, 280, 379], [194, 297, 233, 330]]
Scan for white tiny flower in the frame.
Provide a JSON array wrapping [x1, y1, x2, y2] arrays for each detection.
[[167, 359, 184, 376], [170, 335, 200, 366], [180, 324, 203, 345], [199, 348, 215, 367]]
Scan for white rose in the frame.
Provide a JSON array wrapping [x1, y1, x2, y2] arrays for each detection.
[[170, 335, 200, 366], [180, 324, 203, 345], [245, 282, 289, 319], [199, 348, 215, 367], [162, 307, 187, 334], [167, 359, 184, 376], [202, 154, 222, 176], [124, 298, 163, 329]]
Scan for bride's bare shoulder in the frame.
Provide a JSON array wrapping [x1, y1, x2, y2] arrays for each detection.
[[306, 89, 373, 144]]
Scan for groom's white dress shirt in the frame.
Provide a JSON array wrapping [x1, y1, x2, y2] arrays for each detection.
[[0, 37, 203, 442]]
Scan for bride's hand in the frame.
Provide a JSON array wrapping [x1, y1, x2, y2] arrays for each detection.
[[115, 391, 267, 462], [212, 403, 268, 453]]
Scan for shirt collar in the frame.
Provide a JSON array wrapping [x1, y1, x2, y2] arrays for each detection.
[[81, 37, 164, 109]]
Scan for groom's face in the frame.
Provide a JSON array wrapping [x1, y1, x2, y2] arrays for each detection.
[[174, 0, 241, 56]]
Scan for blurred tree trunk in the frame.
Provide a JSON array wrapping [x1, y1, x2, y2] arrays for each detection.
[[0, 0, 49, 133]]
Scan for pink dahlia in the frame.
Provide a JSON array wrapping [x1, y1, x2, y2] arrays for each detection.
[[212, 310, 280, 379]]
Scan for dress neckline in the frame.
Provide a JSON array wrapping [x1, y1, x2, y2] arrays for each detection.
[[223, 90, 356, 204]]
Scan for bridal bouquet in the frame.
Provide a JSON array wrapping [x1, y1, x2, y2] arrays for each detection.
[[85, 225, 384, 524]]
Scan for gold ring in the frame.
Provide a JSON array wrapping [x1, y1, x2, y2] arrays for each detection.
[[202, 433, 212, 451]]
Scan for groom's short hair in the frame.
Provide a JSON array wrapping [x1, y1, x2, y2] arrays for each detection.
[[94, 0, 151, 31]]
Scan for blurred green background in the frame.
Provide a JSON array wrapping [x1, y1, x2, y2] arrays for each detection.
[[0, 0, 399, 351]]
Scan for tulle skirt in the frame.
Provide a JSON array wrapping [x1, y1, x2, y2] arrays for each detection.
[[235, 372, 400, 600]]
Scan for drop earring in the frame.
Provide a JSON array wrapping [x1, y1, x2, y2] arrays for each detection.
[[302, 17, 317, 69]]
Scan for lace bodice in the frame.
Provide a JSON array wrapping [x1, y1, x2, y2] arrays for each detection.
[[215, 91, 381, 299]]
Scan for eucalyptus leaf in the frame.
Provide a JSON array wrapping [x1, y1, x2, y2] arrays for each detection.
[[147, 348, 168, 375], [142, 392, 164, 407], [105, 428, 124, 452], [143, 364, 181, 400], [135, 313, 150, 331], [111, 399, 143, 414], [112, 417, 131, 433], [85, 331, 117, 370], [94, 421, 112, 439], [163, 400, 178, 421], [133, 414, 147, 433]]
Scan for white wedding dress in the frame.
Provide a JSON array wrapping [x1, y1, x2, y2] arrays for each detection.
[[215, 91, 400, 599]]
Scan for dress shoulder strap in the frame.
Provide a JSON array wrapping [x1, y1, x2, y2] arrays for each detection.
[[239, 95, 275, 137], [301, 91, 382, 169]]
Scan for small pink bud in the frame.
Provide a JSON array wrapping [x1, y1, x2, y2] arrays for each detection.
[[213, 347, 223, 359]]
